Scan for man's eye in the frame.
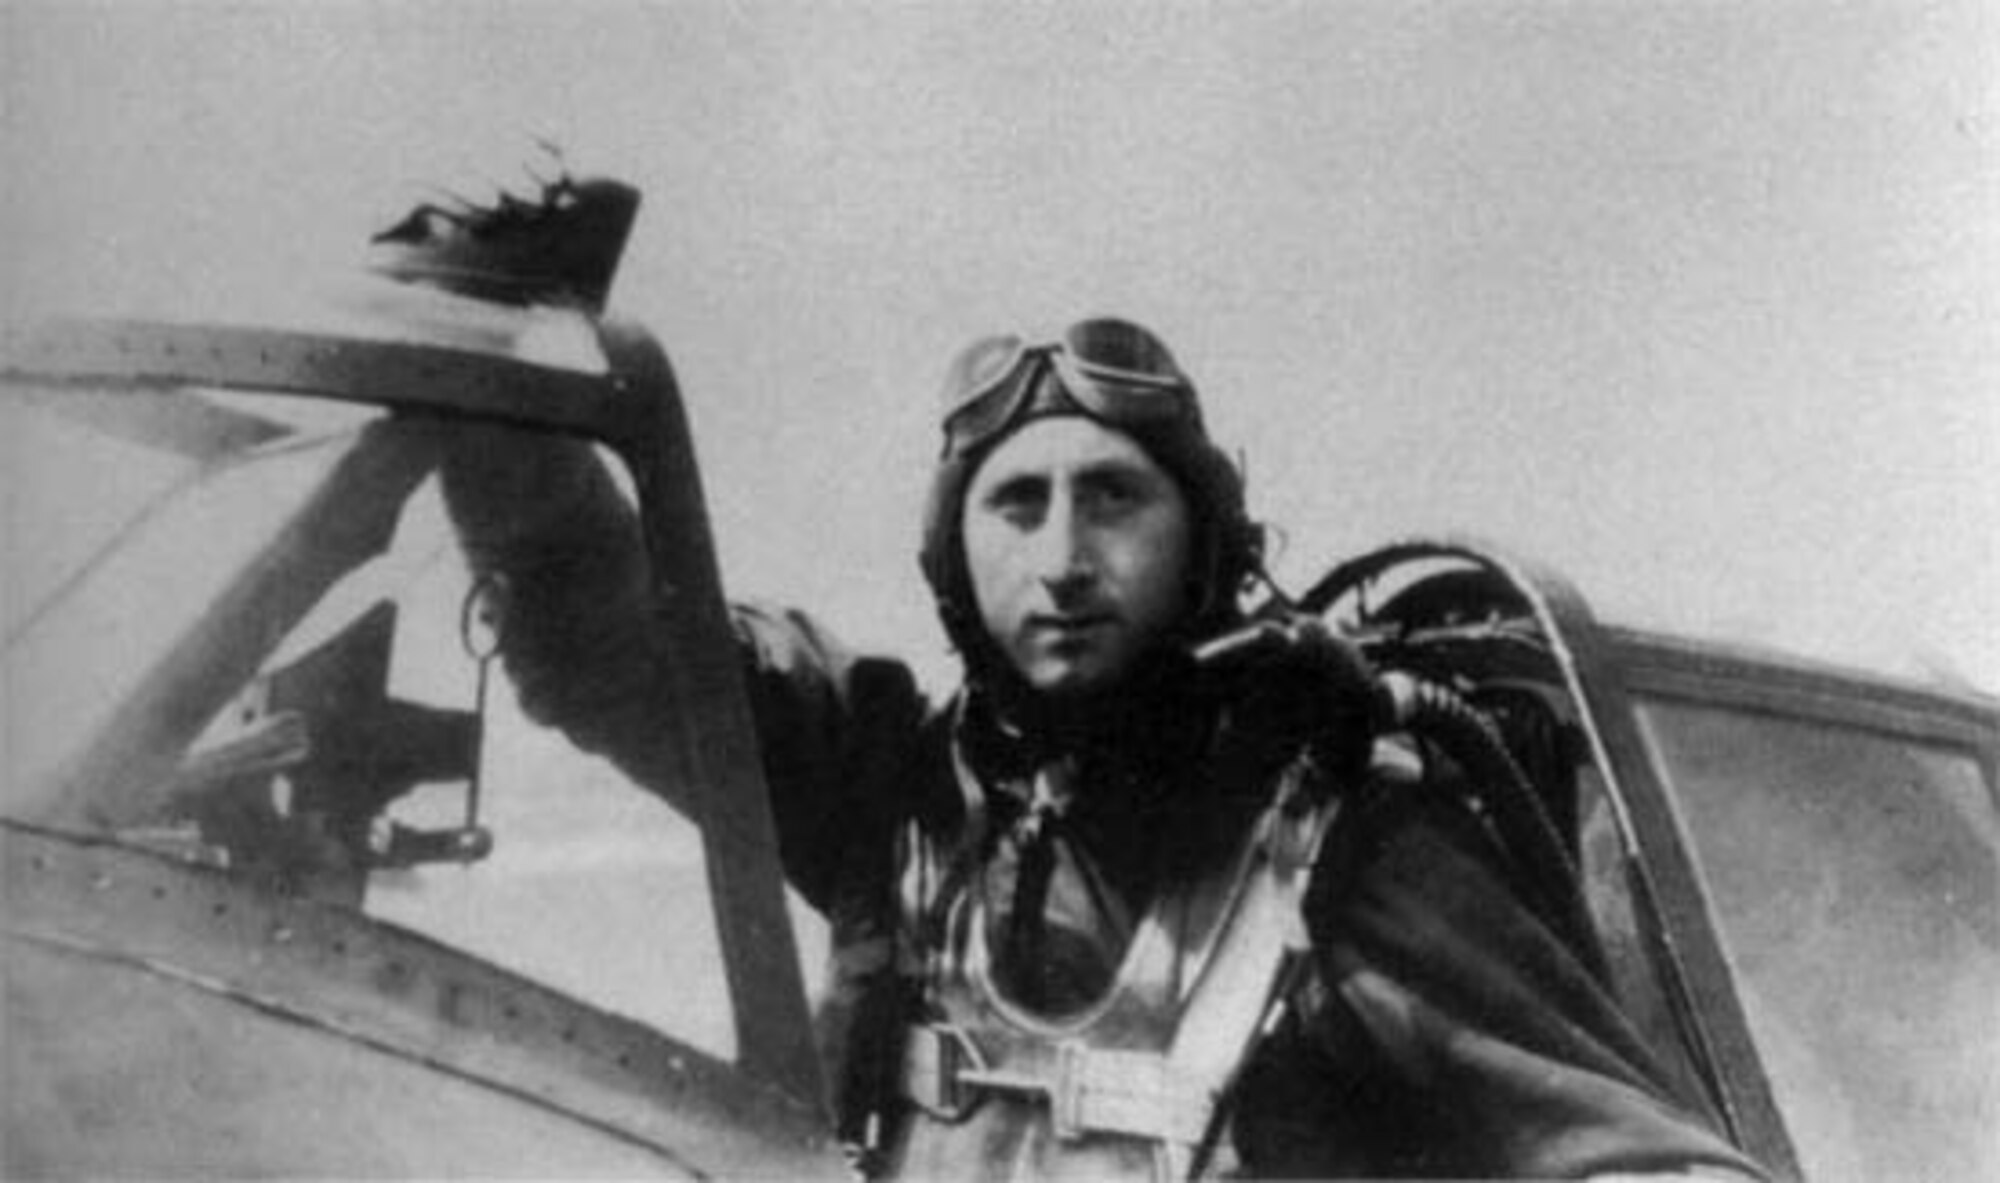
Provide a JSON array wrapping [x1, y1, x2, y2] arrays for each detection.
[[982, 481, 1047, 524], [1080, 479, 1143, 516]]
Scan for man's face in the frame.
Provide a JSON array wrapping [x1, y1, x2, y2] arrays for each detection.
[[962, 416, 1193, 698]]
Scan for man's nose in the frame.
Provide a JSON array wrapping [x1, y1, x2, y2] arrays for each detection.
[[1033, 501, 1096, 594]]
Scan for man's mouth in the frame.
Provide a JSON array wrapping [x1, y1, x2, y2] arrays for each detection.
[[1029, 612, 1115, 639]]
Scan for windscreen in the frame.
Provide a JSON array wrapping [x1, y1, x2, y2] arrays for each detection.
[[2, 382, 739, 1061], [1635, 697, 1999, 1182]]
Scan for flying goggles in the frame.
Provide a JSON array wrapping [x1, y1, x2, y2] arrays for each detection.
[[938, 317, 1205, 460]]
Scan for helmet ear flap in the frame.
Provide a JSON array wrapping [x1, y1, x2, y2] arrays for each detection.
[[1189, 495, 1264, 626], [1176, 435, 1263, 626], [919, 448, 993, 664]]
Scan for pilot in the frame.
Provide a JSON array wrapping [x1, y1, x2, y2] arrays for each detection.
[[441, 317, 1766, 1180]]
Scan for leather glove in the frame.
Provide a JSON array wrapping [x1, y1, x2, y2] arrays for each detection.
[[1193, 612, 1379, 781]]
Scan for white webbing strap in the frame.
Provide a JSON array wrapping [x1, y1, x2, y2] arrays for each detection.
[[899, 762, 1345, 1156]]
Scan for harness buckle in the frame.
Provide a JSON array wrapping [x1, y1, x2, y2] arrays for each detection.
[[904, 1023, 1217, 1145], [902, 1023, 990, 1122], [1051, 1043, 1215, 1144]]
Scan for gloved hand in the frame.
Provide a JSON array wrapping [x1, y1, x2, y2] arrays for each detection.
[[438, 426, 616, 553], [1192, 612, 1379, 781]]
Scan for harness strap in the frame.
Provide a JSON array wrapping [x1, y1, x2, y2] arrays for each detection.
[[898, 757, 1346, 1157]]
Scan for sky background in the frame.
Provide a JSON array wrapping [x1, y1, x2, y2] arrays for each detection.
[[7, 0, 1997, 695]]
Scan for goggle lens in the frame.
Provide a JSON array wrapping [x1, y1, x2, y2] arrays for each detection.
[[938, 318, 1198, 456]]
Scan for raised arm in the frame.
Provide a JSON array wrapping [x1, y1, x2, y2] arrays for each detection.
[[439, 428, 673, 773], [439, 428, 928, 910]]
